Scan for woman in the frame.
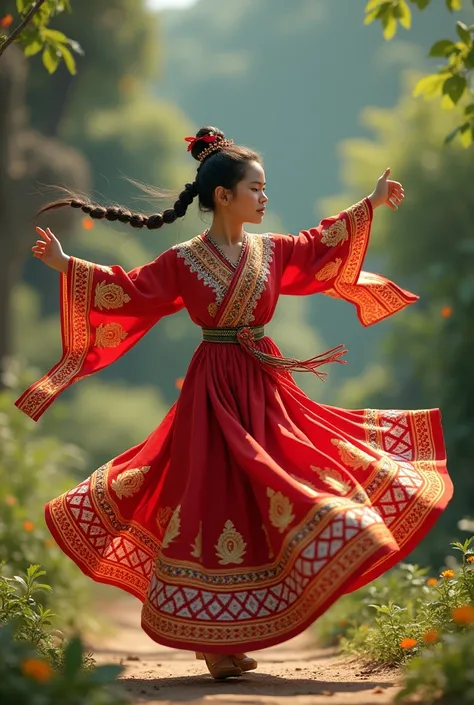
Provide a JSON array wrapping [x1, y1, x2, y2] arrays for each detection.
[[16, 127, 452, 679]]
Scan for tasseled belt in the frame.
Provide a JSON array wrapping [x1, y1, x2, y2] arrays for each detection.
[[201, 325, 347, 381]]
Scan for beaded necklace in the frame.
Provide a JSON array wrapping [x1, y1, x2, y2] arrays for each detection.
[[205, 230, 248, 269]]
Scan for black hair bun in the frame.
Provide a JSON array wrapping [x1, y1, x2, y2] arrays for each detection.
[[190, 126, 225, 162]]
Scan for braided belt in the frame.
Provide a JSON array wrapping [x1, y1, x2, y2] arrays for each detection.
[[202, 325, 265, 344], [201, 325, 347, 380]]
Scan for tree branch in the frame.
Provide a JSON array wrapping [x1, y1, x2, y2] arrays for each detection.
[[0, 0, 48, 59]]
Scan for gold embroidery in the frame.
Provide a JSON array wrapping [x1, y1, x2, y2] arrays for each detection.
[[191, 523, 202, 559], [215, 520, 247, 565], [162, 505, 181, 548], [207, 303, 217, 318], [321, 220, 348, 247], [111, 466, 150, 499], [262, 523, 274, 559], [156, 507, 174, 534], [267, 488, 295, 533], [290, 474, 319, 495], [15, 257, 94, 421], [94, 281, 131, 311], [332, 438, 373, 471], [96, 264, 114, 275], [315, 258, 342, 282], [310, 466, 352, 494], [95, 322, 128, 348]]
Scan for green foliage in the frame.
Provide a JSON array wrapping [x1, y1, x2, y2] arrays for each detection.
[[364, 0, 474, 147], [0, 0, 81, 74], [0, 384, 93, 627], [318, 538, 474, 675]]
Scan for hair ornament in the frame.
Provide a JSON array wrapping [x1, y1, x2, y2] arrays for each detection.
[[184, 134, 217, 152]]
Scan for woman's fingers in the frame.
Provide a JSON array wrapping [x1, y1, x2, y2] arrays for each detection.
[[35, 226, 52, 242]]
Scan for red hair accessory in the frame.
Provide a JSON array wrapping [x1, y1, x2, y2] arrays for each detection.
[[184, 135, 218, 152]]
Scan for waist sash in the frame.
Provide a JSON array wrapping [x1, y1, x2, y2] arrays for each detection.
[[201, 326, 346, 380]]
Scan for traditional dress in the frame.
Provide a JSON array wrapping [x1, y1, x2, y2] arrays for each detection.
[[16, 198, 451, 653]]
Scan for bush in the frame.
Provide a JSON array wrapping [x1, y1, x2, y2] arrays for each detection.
[[0, 386, 93, 628], [0, 563, 128, 705], [316, 537, 474, 669]]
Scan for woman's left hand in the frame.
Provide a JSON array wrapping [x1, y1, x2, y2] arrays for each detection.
[[369, 168, 405, 210]]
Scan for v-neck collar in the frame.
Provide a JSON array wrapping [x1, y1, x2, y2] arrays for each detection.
[[202, 231, 248, 271]]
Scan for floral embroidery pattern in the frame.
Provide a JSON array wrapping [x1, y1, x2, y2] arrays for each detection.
[[267, 488, 295, 533], [315, 258, 342, 282], [156, 507, 174, 535], [94, 281, 131, 310], [311, 466, 352, 494], [331, 438, 374, 471], [162, 506, 181, 548], [321, 220, 348, 247], [95, 322, 128, 348], [191, 523, 202, 559], [215, 520, 247, 565], [111, 466, 150, 499]]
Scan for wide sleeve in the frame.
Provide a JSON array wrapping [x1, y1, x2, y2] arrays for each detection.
[[15, 247, 184, 421], [275, 198, 418, 326]]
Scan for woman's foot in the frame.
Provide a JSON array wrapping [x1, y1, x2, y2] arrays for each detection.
[[231, 653, 258, 672], [199, 652, 242, 680]]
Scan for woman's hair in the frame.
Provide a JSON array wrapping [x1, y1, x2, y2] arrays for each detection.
[[37, 127, 261, 230]]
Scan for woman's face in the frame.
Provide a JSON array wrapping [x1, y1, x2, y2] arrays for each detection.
[[218, 161, 268, 224]]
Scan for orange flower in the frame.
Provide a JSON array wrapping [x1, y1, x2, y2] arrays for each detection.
[[82, 217, 94, 230], [175, 378, 184, 390], [440, 569, 455, 579], [426, 578, 438, 587], [400, 638, 417, 649], [467, 556, 474, 564], [23, 520, 34, 532], [423, 629, 439, 644], [5, 495, 17, 506], [0, 14, 14, 28], [452, 605, 474, 625], [21, 658, 53, 682], [441, 306, 452, 318]]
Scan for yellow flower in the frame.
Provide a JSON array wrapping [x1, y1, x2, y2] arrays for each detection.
[[467, 556, 474, 564], [400, 638, 417, 649], [440, 569, 455, 579], [23, 521, 34, 532], [426, 578, 438, 587], [423, 629, 439, 644], [452, 605, 474, 625], [21, 658, 54, 682]]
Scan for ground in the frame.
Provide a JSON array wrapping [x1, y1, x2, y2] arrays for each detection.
[[89, 592, 403, 705]]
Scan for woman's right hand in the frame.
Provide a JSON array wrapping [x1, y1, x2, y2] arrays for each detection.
[[32, 227, 70, 274]]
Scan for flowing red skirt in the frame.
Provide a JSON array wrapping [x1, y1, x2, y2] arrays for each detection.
[[45, 337, 451, 653]]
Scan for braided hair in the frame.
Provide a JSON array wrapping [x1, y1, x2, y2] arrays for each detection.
[[37, 127, 261, 229]]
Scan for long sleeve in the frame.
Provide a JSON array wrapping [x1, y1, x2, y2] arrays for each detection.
[[275, 198, 418, 326], [15, 247, 183, 421]]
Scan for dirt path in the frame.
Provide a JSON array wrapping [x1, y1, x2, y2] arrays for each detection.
[[89, 593, 402, 705]]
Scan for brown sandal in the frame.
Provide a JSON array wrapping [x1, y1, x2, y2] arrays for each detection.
[[197, 652, 242, 679], [196, 651, 257, 674]]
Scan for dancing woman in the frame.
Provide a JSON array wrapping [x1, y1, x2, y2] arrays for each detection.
[[16, 127, 452, 679]]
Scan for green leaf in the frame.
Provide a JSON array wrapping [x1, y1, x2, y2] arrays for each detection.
[[446, 0, 463, 9], [42, 44, 59, 74], [64, 635, 84, 679], [456, 21, 471, 43], [395, 0, 411, 28], [413, 73, 445, 99], [16, 0, 26, 13], [382, 10, 397, 39], [460, 122, 473, 148], [465, 103, 474, 115], [429, 39, 457, 57], [412, 0, 431, 8], [24, 39, 43, 57], [365, 0, 387, 10], [465, 45, 474, 68], [443, 74, 467, 103], [41, 28, 69, 44], [57, 43, 76, 74]]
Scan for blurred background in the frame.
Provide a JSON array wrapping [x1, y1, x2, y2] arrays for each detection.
[[1, 0, 473, 613]]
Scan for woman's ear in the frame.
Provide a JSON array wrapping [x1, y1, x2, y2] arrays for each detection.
[[214, 186, 231, 206]]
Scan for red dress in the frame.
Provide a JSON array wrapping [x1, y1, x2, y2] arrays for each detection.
[[16, 198, 451, 653]]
